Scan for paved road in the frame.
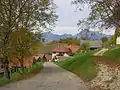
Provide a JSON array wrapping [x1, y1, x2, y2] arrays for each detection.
[[94, 48, 108, 56], [0, 62, 89, 90]]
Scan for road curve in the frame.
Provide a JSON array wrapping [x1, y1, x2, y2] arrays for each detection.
[[0, 62, 89, 90]]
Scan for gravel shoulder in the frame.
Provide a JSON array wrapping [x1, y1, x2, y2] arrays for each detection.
[[0, 62, 89, 90]]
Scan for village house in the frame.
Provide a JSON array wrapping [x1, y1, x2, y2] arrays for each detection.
[[52, 46, 72, 58], [116, 36, 120, 45], [68, 45, 80, 54], [80, 40, 102, 50], [34, 53, 52, 62], [9, 56, 35, 73]]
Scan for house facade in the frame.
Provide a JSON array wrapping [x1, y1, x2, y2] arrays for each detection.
[[116, 37, 120, 45], [80, 40, 102, 50], [34, 53, 52, 62], [52, 46, 72, 60]]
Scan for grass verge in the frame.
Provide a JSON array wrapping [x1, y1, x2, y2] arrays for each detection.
[[104, 48, 120, 63], [0, 62, 43, 86], [56, 50, 98, 81]]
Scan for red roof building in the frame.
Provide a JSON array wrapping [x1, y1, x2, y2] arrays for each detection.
[[9, 56, 35, 67], [68, 45, 80, 54], [52, 46, 70, 53]]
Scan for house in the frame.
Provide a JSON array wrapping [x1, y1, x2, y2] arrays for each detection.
[[116, 37, 120, 45], [45, 54, 52, 62], [80, 40, 102, 50], [52, 46, 72, 58], [9, 56, 35, 68], [34, 53, 52, 62], [68, 45, 80, 54]]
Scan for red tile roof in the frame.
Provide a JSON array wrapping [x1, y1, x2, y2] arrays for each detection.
[[38, 54, 45, 59], [9, 56, 35, 67], [68, 45, 80, 53], [52, 46, 70, 53], [45, 54, 52, 60]]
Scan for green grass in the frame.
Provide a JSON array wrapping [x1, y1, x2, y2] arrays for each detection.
[[57, 51, 98, 81], [0, 78, 10, 86], [0, 62, 43, 86], [104, 48, 120, 63]]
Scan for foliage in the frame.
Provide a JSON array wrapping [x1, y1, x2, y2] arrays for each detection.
[[101, 37, 108, 43], [48, 38, 80, 45], [109, 35, 116, 46], [81, 43, 90, 51], [9, 28, 39, 70], [0, 0, 57, 78], [72, 0, 120, 29], [0, 62, 43, 86]]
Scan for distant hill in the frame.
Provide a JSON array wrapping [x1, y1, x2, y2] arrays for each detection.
[[42, 32, 73, 43], [42, 31, 112, 43], [74, 31, 111, 40]]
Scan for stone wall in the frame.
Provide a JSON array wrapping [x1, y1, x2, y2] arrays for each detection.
[[87, 64, 120, 90]]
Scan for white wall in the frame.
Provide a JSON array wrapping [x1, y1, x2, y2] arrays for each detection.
[[116, 37, 120, 44], [64, 53, 69, 57]]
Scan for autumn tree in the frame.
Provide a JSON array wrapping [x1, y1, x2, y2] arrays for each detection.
[[9, 28, 38, 72], [81, 43, 90, 51], [101, 37, 108, 43], [0, 0, 57, 79], [109, 35, 116, 46]]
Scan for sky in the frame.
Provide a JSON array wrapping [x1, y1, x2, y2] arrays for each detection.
[[51, 0, 115, 35], [52, 0, 90, 35]]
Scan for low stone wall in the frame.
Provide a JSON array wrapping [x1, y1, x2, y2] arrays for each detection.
[[87, 64, 120, 90]]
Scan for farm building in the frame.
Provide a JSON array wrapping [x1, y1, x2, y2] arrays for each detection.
[[80, 40, 102, 50]]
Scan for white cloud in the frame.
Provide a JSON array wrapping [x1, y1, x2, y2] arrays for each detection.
[[53, 0, 89, 35], [52, 26, 79, 35], [52, 0, 115, 36]]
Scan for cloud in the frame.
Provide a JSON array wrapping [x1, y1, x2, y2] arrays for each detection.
[[52, 26, 79, 35], [53, 0, 89, 35]]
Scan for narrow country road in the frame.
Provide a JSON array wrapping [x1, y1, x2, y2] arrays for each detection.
[[94, 48, 108, 56], [0, 62, 89, 90]]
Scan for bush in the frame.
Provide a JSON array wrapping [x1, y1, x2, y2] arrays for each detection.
[[0, 78, 10, 86], [0, 62, 43, 86], [104, 48, 120, 63]]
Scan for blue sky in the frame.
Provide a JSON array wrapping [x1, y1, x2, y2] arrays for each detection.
[[52, 0, 89, 35], [52, 0, 115, 35]]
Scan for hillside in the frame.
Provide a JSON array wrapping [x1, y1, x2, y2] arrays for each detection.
[[56, 50, 99, 81], [57, 49, 120, 90], [104, 48, 120, 63], [42, 31, 111, 43]]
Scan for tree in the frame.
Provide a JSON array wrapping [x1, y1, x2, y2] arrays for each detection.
[[81, 43, 90, 51], [9, 28, 39, 72], [109, 35, 116, 46], [72, 0, 120, 29], [101, 37, 108, 43], [0, 0, 57, 79]]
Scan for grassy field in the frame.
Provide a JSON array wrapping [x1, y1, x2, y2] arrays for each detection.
[[57, 50, 99, 81], [104, 48, 120, 63], [0, 62, 43, 86]]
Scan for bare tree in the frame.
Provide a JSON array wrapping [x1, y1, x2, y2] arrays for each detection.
[[72, 0, 120, 29]]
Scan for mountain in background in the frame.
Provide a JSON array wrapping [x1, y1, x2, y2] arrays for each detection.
[[74, 30, 111, 40], [42, 31, 112, 43], [42, 32, 73, 43]]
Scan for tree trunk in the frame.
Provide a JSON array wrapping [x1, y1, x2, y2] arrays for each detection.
[[20, 59, 25, 73], [4, 56, 11, 79]]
